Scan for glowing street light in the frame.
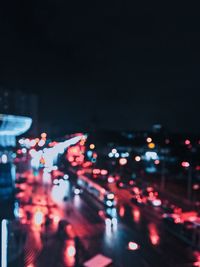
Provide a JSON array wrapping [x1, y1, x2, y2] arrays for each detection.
[[119, 158, 127, 166], [146, 137, 152, 143], [135, 156, 141, 162], [148, 142, 155, 149]]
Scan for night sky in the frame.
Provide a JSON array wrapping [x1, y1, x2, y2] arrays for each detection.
[[0, 2, 200, 133]]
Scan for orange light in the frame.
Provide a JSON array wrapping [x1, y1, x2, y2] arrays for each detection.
[[89, 144, 95, 149], [148, 142, 155, 149], [41, 132, 47, 139]]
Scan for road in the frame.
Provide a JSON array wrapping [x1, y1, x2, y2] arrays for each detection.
[[10, 168, 200, 267]]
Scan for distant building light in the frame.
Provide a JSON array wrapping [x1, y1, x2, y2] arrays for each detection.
[[30, 139, 37, 147], [121, 152, 129, 158], [93, 169, 101, 175], [18, 138, 24, 145], [108, 153, 113, 158], [111, 148, 117, 154], [21, 148, 27, 154], [41, 132, 47, 139], [147, 137, 152, 143], [185, 139, 191, 145], [145, 151, 158, 161], [38, 139, 45, 147], [193, 184, 200, 190], [154, 159, 160, 165], [87, 150, 93, 158], [89, 144, 95, 150], [1, 154, 8, 164], [148, 142, 155, 149], [108, 176, 115, 183], [115, 153, 120, 158], [119, 158, 127, 166], [29, 148, 36, 157], [135, 156, 141, 162], [165, 139, 170, 144], [181, 161, 190, 168], [101, 169, 108, 176]]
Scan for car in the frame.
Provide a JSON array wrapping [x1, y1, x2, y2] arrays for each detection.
[[57, 220, 75, 239], [98, 210, 118, 227]]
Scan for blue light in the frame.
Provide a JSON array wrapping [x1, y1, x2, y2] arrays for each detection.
[[145, 151, 158, 161], [87, 150, 93, 158], [115, 153, 120, 158], [0, 114, 32, 136], [0, 114, 32, 147], [106, 200, 113, 207]]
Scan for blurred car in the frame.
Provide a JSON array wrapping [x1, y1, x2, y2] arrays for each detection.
[[72, 186, 83, 195], [98, 210, 118, 227], [57, 220, 75, 239]]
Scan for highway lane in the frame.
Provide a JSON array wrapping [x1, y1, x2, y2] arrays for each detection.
[[14, 169, 199, 267], [75, 192, 196, 267]]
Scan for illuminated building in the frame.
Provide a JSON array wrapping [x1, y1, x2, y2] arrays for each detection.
[[0, 87, 35, 204], [0, 87, 38, 135], [0, 114, 32, 203]]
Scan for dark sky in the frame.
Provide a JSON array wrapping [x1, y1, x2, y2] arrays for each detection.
[[0, 1, 200, 133]]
